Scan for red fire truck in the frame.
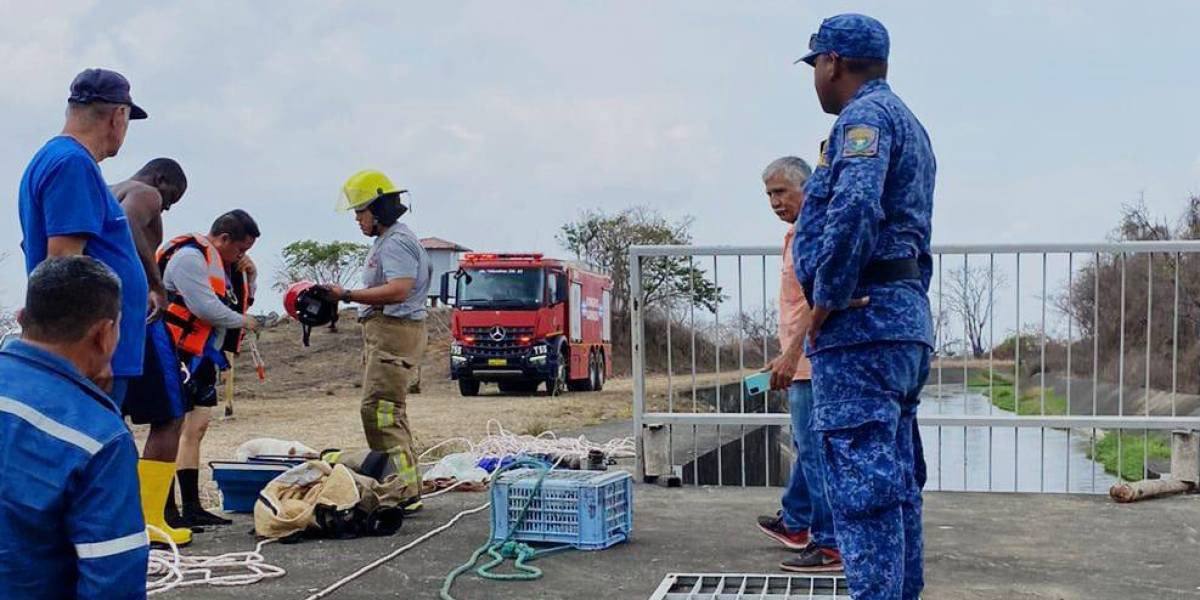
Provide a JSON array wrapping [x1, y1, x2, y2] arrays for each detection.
[[440, 253, 612, 396]]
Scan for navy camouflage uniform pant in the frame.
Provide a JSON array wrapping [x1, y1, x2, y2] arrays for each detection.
[[810, 341, 930, 600]]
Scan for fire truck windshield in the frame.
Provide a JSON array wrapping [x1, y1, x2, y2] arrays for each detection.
[[456, 267, 545, 309]]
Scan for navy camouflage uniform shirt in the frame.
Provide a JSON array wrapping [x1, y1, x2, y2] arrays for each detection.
[[794, 78, 936, 354]]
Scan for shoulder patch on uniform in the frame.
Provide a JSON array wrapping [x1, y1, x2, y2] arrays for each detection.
[[817, 138, 830, 167], [842, 124, 879, 157]]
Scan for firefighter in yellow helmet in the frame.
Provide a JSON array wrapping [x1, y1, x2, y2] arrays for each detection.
[[316, 170, 431, 511]]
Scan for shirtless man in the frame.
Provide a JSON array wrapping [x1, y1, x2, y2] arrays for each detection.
[[113, 158, 193, 546], [113, 158, 187, 323]]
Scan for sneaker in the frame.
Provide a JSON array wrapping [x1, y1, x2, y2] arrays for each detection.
[[780, 546, 843, 573], [756, 513, 810, 550]]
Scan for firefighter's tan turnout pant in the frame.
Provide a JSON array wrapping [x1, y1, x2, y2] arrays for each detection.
[[360, 314, 427, 501]]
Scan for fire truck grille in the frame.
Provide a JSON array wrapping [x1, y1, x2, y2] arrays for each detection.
[[463, 326, 535, 354]]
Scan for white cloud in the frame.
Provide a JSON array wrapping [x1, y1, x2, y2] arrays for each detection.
[[3, 0, 1200, 312]]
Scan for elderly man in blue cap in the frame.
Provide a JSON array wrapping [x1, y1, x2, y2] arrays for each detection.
[[17, 68, 150, 407], [788, 14, 936, 600]]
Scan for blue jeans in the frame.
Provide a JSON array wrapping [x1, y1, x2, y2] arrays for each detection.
[[781, 380, 837, 549]]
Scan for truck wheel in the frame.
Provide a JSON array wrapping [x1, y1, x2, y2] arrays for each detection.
[[458, 378, 481, 397], [546, 346, 568, 396], [569, 354, 595, 393]]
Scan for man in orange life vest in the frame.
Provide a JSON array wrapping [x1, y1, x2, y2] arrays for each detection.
[[157, 209, 260, 527]]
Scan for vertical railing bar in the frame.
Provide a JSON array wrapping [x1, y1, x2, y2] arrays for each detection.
[[988, 253, 995, 491], [1118, 253, 1125, 482], [631, 251, 647, 481], [1066, 252, 1073, 492], [666, 258, 674, 465], [1015, 252, 1021, 491], [1090, 427, 1098, 495], [963, 253, 969, 489], [689, 255, 698, 485], [762, 254, 770, 486], [937, 253, 943, 490], [737, 255, 746, 487], [1145, 252, 1152, 482], [1172, 251, 1179, 418], [1119, 252, 1126, 415], [713, 255, 722, 487], [1040, 252, 1047, 492], [1118, 425, 1125, 484], [1092, 252, 1100, 493]]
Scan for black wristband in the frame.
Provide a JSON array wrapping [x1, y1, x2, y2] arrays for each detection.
[[342, 289, 353, 302]]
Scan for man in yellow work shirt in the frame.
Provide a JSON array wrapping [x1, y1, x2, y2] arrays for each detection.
[[319, 170, 432, 512]]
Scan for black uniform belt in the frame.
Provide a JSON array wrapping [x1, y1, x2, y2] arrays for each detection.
[[802, 257, 921, 309]]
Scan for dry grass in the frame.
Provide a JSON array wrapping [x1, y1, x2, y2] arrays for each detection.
[[128, 313, 754, 506]]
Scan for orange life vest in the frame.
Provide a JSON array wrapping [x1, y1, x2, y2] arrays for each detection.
[[157, 234, 249, 356]]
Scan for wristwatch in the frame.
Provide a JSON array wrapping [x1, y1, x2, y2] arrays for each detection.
[[341, 289, 353, 302]]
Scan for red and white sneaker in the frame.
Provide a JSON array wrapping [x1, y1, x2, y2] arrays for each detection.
[[780, 546, 844, 573], [756, 513, 811, 550]]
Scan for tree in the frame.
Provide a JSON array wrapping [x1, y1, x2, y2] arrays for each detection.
[[273, 240, 369, 333], [273, 240, 370, 293], [557, 207, 721, 320], [1059, 198, 1200, 392], [945, 264, 1007, 358], [0, 252, 16, 337], [736, 307, 779, 348]]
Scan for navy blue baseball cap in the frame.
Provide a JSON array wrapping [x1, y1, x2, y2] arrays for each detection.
[[796, 14, 890, 66], [68, 68, 148, 120]]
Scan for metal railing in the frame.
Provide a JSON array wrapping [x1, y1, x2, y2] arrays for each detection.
[[630, 242, 1200, 493]]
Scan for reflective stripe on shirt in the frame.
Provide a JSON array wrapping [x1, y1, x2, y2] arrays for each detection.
[[74, 530, 149, 559], [0, 395, 102, 455]]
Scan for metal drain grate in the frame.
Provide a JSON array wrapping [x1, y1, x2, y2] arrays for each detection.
[[648, 573, 851, 600]]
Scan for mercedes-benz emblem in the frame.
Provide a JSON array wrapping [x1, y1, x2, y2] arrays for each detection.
[[489, 326, 506, 342]]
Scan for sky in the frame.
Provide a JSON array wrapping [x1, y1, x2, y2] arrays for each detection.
[[2, 0, 1200, 317]]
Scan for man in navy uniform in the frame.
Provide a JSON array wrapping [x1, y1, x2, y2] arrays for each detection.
[[792, 14, 936, 599], [0, 257, 149, 599]]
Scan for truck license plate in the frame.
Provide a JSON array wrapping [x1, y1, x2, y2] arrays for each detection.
[[487, 358, 508, 366]]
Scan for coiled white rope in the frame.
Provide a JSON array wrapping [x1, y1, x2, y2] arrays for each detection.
[[418, 419, 635, 467], [144, 422, 631, 596], [145, 525, 285, 595]]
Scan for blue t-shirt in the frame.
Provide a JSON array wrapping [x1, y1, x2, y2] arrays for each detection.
[[17, 136, 148, 377]]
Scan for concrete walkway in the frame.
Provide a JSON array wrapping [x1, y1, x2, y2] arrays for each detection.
[[166, 485, 1200, 599]]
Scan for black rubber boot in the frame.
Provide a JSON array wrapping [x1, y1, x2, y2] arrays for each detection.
[[181, 502, 233, 527], [165, 483, 206, 533], [178, 468, 232, 526]]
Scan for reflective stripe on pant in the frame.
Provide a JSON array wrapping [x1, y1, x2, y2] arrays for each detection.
[[360, 314, 427, 500], [810, 341, 930, 600]]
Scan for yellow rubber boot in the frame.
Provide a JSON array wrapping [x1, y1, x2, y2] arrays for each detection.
[[137, 459, 192, 546]]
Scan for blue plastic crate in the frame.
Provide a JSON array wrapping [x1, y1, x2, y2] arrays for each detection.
[[210, 460, 295, 513], [491, 469, 633, 550]]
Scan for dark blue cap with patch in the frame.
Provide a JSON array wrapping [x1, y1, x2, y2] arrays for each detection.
[[796, 13, 889, 66], [68, 68, 148, 120]]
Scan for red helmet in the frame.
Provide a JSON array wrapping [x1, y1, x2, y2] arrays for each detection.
[[284, 281, 337, 346]]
